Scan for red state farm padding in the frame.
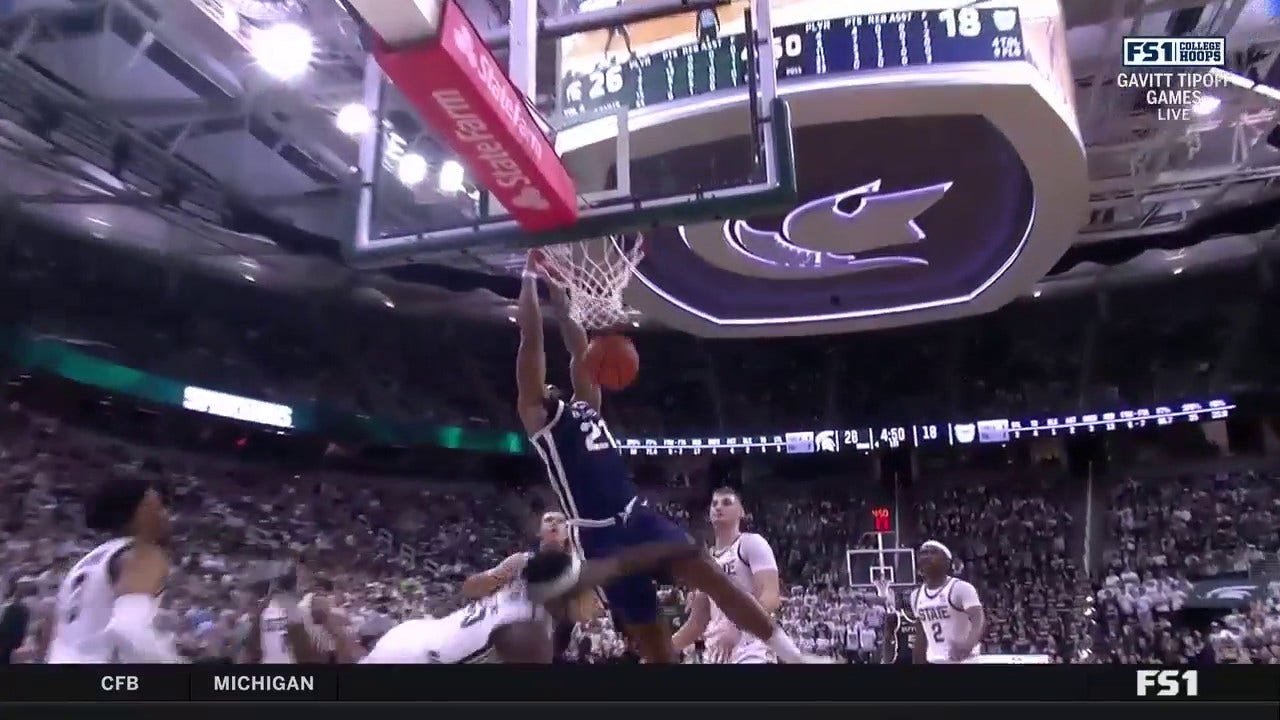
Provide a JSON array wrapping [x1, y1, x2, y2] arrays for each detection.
[[371, 0, 578, 232]]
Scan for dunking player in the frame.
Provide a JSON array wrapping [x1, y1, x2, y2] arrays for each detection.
[[516, 255, 813, 663], [671, 488, 780, 663], [910, 540, 986, 664], [47, 476, 183, 663], [363, 541, 699, 664], [462, 510, 584, 660]]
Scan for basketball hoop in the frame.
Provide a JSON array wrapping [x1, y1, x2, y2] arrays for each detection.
[[871, 574, 896, 610], [535, 234, 645, 331]]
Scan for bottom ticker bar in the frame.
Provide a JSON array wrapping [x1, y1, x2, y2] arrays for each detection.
[[0, 666, 1276, 703]]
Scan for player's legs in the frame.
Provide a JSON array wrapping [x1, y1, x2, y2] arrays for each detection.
[[359, 619, 437, 664], [577, 516, 681, 664], [606, 504, 807, 662], [597, 573, 678, 663], [667, 554, 777, 643]]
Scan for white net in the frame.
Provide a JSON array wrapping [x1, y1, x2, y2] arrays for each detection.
[[536, 234, 645, 331], [871, 574, 896, 610]]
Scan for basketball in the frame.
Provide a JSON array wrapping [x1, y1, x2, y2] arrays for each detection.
[[583, 335, 638, 391]]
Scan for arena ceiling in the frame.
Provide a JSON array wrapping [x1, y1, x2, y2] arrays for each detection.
[[0, 0, 1278, 326]]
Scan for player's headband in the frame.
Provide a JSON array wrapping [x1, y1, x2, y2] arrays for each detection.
[[920, 540, 953, 560]]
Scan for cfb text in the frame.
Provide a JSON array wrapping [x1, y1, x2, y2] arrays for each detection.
[[100, 675, 141, 692]]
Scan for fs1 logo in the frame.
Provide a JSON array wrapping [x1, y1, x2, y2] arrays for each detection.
[[1123, 37, 1225, 67], [1136, 669, 1199, 697]]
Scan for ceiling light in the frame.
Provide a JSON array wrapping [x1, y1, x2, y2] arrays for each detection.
[[438, 160, 464, 193], [251, 24, 314, 81], [1191, 94, 1221, 116], [396, 153, 428, 187], [335, 103, 373, 135]]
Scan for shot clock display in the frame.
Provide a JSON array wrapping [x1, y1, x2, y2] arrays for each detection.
[[560, 7, 1025, 117], [871, 507, 893, 533], [616, 398, 1235, 456]]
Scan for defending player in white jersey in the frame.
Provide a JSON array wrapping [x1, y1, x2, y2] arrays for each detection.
[[671, 488, 781, 663], [363, 540, 700, 664], [47, 476, 182, 663], [461, 511, 584, 661], [910, 540, 985, 664], [461, 512, 573, 600]]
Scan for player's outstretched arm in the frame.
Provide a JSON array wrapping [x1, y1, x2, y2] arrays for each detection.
[[671, 591, 710, 651], [462, 552, 530, 599], [544, 280, 602, 410], [516, 254, 548, 433]]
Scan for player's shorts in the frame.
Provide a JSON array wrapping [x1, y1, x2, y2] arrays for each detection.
[[360, 619, 437, 664], [577, 502, 693, 626]]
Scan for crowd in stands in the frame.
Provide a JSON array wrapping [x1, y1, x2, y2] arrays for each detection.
[[2, 397, 1278, 665], [3, 225, 1276, 441]]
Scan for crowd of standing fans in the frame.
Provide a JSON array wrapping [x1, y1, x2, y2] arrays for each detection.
[[1, 402, 1276, 664]]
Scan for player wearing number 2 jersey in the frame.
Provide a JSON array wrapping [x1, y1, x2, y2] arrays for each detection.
[[47, 476, 180, 663], [515, 253, 818, 664], [910, 540, 986, 664]]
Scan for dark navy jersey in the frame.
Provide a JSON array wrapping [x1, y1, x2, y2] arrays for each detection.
[[529, 399, 636, 522]]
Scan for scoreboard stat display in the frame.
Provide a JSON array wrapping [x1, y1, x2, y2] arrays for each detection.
[[617, 398, 1234, 456]]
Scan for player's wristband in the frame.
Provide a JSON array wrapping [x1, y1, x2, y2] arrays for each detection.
[[521, 271, 539, 280]]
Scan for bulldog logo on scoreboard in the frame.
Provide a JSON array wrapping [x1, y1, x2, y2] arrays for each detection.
[[628, 114, 1034, 334]]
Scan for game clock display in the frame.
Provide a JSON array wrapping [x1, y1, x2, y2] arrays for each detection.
[[560, 7, 1025, 117]]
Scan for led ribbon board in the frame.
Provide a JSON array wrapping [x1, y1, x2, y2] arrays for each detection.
[[555, 6, 1086, 337]]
